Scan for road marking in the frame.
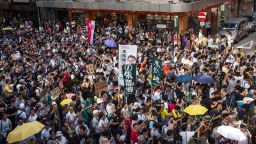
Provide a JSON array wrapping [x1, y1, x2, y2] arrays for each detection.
[[236, 41, 254, 49]]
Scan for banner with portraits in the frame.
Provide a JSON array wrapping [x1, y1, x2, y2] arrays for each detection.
[[118, 45, 137, 86]]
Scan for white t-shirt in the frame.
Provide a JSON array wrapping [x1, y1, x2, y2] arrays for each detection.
[[66, 111, 76, 122], [106, 103, 115, 115], [28, 114, 37, 122], [152, 92, 161, 101], [98, 118, 109, 128], [17, 110, 27, 120], [0, 119, 12, 137], [55, 136, 67, 144], [75, 124, 90, 136], [179, 131, 195, 144], [207, 38, 213, 48], [92, 116, 102, 134], [41, 128, 51, 140]]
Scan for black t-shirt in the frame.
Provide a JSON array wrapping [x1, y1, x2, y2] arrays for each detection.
[[235, 93, 243, 101], [72, 134, 87, 143], [111, 126, 123, 137], [6, 106, 17, 125], [208, 109, 221, 118]]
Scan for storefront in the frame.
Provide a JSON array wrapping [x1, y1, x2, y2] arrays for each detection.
[[138, 14, 175, 31]]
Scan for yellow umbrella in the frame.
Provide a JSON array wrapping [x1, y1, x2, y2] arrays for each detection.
[[6, 121, 45, 143], [183, 104, 208, 115], [3, 27, 13, 31], [60, 98, 73, 106]]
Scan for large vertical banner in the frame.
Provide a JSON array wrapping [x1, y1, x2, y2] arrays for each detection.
[[122, 64, 136, 96], [152, 58, 163, 86], [86, 19, 95, 45], [118, 45, 137, 86]]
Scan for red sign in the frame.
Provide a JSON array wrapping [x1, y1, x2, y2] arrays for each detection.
[[198, 12, 206, 22]]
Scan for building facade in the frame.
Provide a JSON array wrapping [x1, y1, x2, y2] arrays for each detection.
[[2, 0, 255, 34], [35, 0, 232, 34]]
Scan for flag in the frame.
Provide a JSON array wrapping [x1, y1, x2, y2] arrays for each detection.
[[152, 58, 163, 86], [86, 19, 95, 45]]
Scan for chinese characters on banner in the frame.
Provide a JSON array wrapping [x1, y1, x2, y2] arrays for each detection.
[[152, 58, 163, 86], [122, 64, 136, 104], [118, 45, 137, 86]]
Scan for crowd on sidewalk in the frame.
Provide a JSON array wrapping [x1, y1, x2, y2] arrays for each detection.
[[0, 17, 256, 144]]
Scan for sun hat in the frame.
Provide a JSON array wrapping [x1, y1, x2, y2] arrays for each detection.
[[19, 103, 25, 109], [97, 98, 104, 104], [55, 131, 63, 137], [93, 109, 100, 115]]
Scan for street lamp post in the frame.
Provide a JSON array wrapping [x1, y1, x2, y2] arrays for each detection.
[[237, 0, 242, 17], [254, 0, 256, 11], [36, 0, 41, 28]]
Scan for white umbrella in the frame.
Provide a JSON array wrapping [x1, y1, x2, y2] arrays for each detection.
[[217, 126, 246, 141]]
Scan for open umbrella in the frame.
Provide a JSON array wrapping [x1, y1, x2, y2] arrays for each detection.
[[217, 126, 246, 141], [6, 121, 45, 143], [3, 27, 13, 31], [193, 74, 215, 84], [243, 97, 254, 104], [65, 93, 76, 99], [60, 99, 73, 106], [183, 104, 208, 115], [104, 39, 116, 48], [175, 74, 192, 83], [167, 72, 176, 79]]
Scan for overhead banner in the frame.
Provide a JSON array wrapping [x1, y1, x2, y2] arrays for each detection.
[[86, 19, 95, 45], [122, 64, 137, 104], [118, 45, 137, 86], [152, 58, 163, 86]]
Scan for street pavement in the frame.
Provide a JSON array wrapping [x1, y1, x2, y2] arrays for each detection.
[[234, 31, 256, 55]]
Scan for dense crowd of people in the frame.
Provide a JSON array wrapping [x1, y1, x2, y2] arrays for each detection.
[[0, 16, 256, 144]]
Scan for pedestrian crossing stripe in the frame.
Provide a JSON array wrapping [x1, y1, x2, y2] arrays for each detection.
[[236, 41, 254, 49]]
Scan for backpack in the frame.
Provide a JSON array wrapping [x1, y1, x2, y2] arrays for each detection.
[[148, 120, 158, 129]]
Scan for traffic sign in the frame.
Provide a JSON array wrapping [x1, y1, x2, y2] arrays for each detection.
[[198, 12, 206, 22], [236, 41, 253, 49], [200, 22, 205, 27]]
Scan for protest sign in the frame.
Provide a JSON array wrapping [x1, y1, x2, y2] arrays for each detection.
[[51, 87, 61, 100], [152, 58, 163, 86], [95, 81, 108, 94], [88, 64, 95, 74]]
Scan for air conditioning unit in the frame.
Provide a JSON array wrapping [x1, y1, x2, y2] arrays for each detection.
[[169, 0, 179, 4]]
